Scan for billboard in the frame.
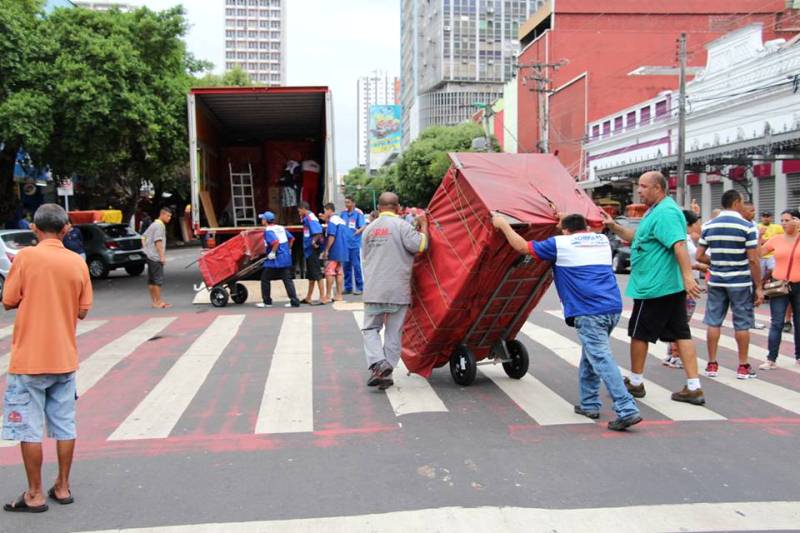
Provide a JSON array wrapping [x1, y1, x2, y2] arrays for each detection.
[[369, 104, 401, 169]]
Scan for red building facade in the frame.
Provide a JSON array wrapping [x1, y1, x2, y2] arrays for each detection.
[[516, 0, 796, 179]]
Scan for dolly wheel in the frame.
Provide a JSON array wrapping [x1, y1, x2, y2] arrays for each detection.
[[502, 339, 530, 379], [450, 344, 477, 386], [231, 283, 248, 304], [210, 287, 229, 308]]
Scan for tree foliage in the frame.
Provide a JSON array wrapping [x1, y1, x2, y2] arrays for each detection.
[[192, 66, 255, 88], [342, 122, 496, 211], [0, 3, 207, 222]]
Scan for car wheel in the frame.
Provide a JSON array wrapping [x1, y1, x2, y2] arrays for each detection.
[[88, 256, 109, 279], [125, 264, 145, 276], [612, 253, 626, 274]]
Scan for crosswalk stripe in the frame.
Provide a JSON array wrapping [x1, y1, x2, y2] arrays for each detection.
[[0, 320, 107, 378], [0, 325, 13, 341], [352, 311, 448, 416], [108, 314, 245, 441], [77, 317, 176, 396], [620, 310, 800, 376], [479, 363, 594, 426], [530, 318, 725, 421], [255, 313, 314, 434]]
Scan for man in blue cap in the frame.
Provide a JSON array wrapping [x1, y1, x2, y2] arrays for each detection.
[[340, 196, 366, 295], [257, 211, 300, 308]]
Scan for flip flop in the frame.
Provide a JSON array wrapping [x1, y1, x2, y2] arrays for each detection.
[[300, 299, 313, 305], [48, 487, 74, 505], [4, 492, 48, 513]]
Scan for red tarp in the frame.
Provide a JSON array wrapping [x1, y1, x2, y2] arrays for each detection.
[[198, 229, 265, 288], [401, 153, 604, 378]]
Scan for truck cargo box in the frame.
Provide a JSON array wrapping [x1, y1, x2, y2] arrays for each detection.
[[401, 153, 604, 381]]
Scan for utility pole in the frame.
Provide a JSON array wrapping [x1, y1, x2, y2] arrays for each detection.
[[676, 32, 687, 207], [515, 60, 567, 153]]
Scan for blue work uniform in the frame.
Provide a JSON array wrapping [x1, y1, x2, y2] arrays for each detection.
[[261, 223, 299, 306], [340, 208, 366, 292], [325, 214, 349, 263], [302, 212, 323, 258]]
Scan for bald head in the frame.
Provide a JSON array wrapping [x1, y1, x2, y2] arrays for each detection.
[[378, 192, 400, 212], [637, 171, 668, 206]]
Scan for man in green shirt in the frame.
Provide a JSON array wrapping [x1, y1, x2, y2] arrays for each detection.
[[603, 171, 705, 405]]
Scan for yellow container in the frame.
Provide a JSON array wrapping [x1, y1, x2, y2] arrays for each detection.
[[100, 210, 123, 224]]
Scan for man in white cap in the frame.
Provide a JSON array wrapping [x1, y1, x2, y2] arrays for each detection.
[[257, 211, 300, 308]]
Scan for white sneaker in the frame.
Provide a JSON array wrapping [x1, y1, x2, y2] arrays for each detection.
[[759, 360, 777, 370], [256, 302, 272, 308], [753, 322, 767, 330]]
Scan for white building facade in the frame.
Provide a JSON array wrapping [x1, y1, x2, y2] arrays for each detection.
[[224, 0, 286, 86], [357, 71, 400, 168], [72, 1, 133, 11], [584, 24, 800, 221]]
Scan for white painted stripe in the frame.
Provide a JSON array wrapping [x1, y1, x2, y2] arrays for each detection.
[[352, 311, 447, 416], [0, 320, 107, 378], [480, 363, 593, 426], [108, 315, 245, 441], [73, 502, 800, 533], [0, 325, 13, 340], [77, 318, 176, 396], [0, 320, 108, 447], [620, 310, 800, 376], [255, 313, 314, 434], [533, 317, 724, 421]]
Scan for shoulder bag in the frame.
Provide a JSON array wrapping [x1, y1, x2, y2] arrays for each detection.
[[763, 236, 800, 297]]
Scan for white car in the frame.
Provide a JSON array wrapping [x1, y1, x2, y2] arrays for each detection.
[[0, 229, 38, 300]]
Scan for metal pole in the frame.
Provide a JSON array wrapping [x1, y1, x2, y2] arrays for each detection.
[[677, 32, 687, 207], [537, 66, 548, 153]]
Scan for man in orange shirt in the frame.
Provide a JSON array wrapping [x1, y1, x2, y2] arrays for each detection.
[[2, 204, 93, 513]]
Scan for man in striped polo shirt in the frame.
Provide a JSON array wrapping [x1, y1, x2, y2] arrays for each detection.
[[697, 190, 763, 379]]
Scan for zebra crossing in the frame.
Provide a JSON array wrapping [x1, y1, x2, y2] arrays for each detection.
[[1, 307, 799, 453]]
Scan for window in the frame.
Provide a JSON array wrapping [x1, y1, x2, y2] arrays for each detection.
[[626, 111, 636, 128], [226, 30, 235, 38], [226, 51, 235, 59], [640, 106, 651, 124], [226, 40, 235, 48], [592, 125, 600, 139], [225, 8, 235, 16], [655, 100, 668, 118], [602, 121, 611, 136], [614, 116, 623, 131]]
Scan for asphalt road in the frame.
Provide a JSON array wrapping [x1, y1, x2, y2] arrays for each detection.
[[0, 247, 799, 532]]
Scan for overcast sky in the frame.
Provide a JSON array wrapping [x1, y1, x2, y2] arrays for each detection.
[[121, 0, 400, 173]]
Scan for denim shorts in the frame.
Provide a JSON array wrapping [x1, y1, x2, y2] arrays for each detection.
[[2, 373, 77, 443], [703, 285, 754, 331]]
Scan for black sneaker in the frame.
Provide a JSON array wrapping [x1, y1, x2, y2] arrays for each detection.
[[573, 405, 599, 419], [378, 373, 394, 390], [784, 321, 793, 333], [623, 377, 646, 398], [607, 414, 642, 431], [366, 361, 392, 387]]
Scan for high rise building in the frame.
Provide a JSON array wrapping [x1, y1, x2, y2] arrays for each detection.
[[357, 71, 400, 168], [224, 0, 286, 86], [401, 0, 544, 147], [72, 1, 133, 11]]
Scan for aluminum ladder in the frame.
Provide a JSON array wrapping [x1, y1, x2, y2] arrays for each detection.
[[228, 162, 256, 227]]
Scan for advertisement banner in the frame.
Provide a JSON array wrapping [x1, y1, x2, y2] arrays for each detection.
[[369, 105, 401, 162]]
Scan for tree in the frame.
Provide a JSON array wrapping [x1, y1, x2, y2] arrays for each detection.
[[193, 66, 255, 88], [0, 0, 54, 224], [393, 122, 494, 207], [40, 6, 202, 218]]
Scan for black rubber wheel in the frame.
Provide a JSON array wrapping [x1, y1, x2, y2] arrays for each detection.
[[125, 264, 145, 276], [450, 344, 477, 386], [230, 283, 248, 304], [502, 339, 530, 379], [210, 287, 229, 308], [88, 256, 109, 279]]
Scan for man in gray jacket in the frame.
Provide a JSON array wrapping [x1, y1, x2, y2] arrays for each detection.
[[361, 192, 429, 389]]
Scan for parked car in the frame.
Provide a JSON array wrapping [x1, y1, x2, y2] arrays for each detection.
[[0, 229, 38, 300], [77, 223, 145, 279], [606, 217, 641, 274]]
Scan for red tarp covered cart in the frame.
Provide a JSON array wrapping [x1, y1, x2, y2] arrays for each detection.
[[401, 153, 604, 385], [197, 229, 265, 307]]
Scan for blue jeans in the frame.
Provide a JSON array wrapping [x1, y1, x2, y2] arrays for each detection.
[[343, 247, 363, 292], [768, 286, 800, 361], [574, 313, 639, 419], [2, 373, 77, 442]]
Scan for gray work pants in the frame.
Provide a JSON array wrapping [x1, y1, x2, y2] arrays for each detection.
[[362, 306, 408, 369]]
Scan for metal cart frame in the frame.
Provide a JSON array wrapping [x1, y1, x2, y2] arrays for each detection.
[[449, 255, 553, 385], [202, 257, 266, 308]]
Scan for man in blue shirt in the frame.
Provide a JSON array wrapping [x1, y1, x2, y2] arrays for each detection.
[[697, 189, 762, 379], [257, 211, 300, 308], [340, 196, 366, 295], [297, 202, 325, 304], [493, 212, 642, 431], [321, 203, 348, 302]]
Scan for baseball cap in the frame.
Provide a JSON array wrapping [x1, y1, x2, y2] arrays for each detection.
[[259, 211, 275, 222]]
